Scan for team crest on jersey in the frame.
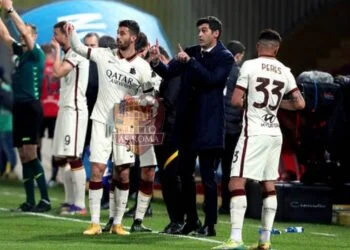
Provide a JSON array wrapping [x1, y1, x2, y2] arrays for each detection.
[[113, 96, 165, 155], [130, 67, 136, 74]]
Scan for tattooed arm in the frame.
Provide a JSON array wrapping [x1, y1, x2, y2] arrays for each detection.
[[280, 89, 305, 110]]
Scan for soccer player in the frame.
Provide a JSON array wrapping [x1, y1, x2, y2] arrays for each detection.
[[51, 21, 89, 215], [65, 20, 157, 236], [0, 0, 51, 212], [213, 29, 305, 250], [123, 31, 156, 219]]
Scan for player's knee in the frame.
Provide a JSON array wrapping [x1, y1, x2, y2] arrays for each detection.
[[141, 166, 155, 181], [228, 177, 245, 192], [91, 166, 104, 181], [261, 181, 276, 194], [117, 166, 129, 183], [22, 145, 38, 162], [18, 149, 27, 163]]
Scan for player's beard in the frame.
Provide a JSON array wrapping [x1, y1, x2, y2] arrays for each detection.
[[117, 39, 132, 51]]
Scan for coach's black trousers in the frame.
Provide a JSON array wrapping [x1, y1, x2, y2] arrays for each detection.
[[179, 148, 221, 226], [155, 144, 184, 224]]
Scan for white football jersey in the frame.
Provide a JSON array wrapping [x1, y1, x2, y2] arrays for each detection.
[[88, 48, 154, 124], [236, 57, 298, 136], [59, 49, 89, 110]]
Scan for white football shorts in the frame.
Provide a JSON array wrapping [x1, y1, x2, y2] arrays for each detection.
[[230, 135, 282, 181], [52, 107, 88, 158]]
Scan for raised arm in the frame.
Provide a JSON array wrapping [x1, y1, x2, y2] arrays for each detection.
[[0, 16, 15, 49], [65, 23, 90, 59], [3, 0, 35, 50], [150, 41, 184, 79]]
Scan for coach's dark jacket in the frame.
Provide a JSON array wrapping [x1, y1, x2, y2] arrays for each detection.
[[225, 62, 243, 135], [153, 41, 233, 150]]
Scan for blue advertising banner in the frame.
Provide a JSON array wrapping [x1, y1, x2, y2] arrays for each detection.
[[21, 0, 172, 55]]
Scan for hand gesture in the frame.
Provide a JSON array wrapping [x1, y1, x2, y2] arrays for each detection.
[[148, 39, 160, 63], [176, 43, 190, 63], [2, 0, 13, 10], [63, 22, 74, 36], [50, 37, 60, 50]]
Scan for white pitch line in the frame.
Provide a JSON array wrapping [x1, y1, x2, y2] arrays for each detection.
[[0, 191, 58, 201], [310, 232, 336, 237], [0, 208, 222, 244]]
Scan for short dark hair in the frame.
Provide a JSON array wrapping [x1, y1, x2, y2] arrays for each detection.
[[158, 46, 169, 60], [227, 40, 246, 56], [258, 29, 282, 43], [53, 21, 67, 33], [83, 32, 100, 41], [196, 16, 222, 39], [98, 35, 117, 49], [118, 20, 140, 36], [135, 32, 148, 52]]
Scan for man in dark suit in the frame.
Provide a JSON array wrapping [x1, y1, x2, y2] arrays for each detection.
[[150, 16, 233, 236]]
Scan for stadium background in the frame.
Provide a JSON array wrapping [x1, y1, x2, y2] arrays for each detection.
[[1, 0, 350, 78]]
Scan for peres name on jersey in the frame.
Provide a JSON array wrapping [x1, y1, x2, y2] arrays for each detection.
[[262, 63, 282, 75]]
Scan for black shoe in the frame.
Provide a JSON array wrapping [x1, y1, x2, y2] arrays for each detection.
[[15, 202, 35, 212], [160, 222, 173, 234], [218, 206, 230, 215], [125, 204, 136, 218], [196, 224, 216, 237], [179, 219, 202, 235], [145, 204, 152, 217], [102, 217, 114, 232], [33, 200, 51, 213], [160, 222, 184, 234], [130, 219, 152, 232]]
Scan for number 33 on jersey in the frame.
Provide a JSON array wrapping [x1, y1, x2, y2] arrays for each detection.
[[236, 57, 298, 137]]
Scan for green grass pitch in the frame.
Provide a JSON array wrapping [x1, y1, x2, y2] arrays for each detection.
[[0, 180, 349, 250]]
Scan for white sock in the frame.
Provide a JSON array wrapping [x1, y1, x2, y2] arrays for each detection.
[[109, 191, 115, 218], [135, 191, 152, 221], [230, 195, 247, 242], [89, 189, 103, 224], [71, 167, 86, 209], [260, 195, 277, 243], [113, 187, 129, 225], [61, 164, 74, 204]]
